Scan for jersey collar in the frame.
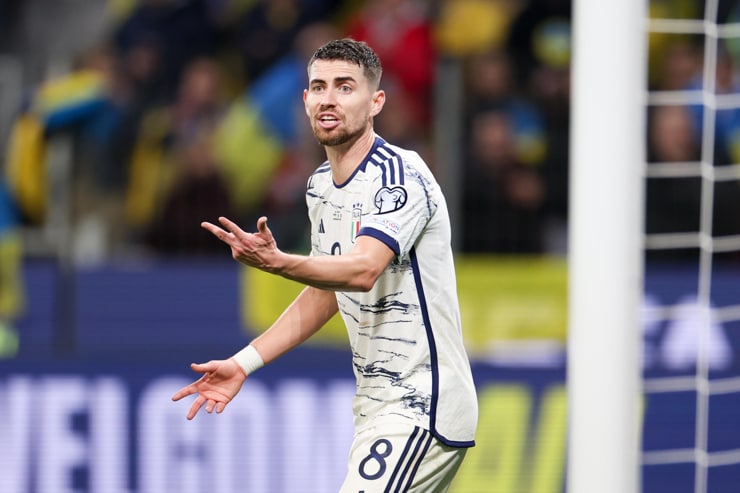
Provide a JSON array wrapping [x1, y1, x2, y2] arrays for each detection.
[[334, 133, 386, 188]]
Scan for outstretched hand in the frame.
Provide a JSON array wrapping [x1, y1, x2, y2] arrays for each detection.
[[171, 358, 247, 420], [201, 216, 281, 272]]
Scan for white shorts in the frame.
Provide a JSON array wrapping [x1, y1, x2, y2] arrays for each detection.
[[339, 422, 468, 493]]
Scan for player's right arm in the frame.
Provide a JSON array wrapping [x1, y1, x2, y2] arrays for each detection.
[[172, 286, 338, 419], [248, 285, 338, 365]]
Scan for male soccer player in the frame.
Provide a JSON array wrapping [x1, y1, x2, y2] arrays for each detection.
[[172, 38, 478, 492]]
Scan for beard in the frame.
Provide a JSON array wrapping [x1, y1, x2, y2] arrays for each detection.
[[312, 119, 367, 147]]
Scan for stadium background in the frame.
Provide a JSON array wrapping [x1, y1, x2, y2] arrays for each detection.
[[1, 1, 739, 492]]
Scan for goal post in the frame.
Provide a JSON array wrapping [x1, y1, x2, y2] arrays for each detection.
[[567, 1, 647, 492]]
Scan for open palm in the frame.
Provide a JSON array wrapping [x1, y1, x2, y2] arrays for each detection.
[[172, 358, 247, 420]]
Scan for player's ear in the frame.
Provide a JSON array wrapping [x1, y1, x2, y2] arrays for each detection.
[[370, 90, 385, 117], [303, 89, 310, 116]]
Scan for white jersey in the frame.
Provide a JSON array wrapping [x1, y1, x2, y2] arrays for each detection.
[[306, 135, 478, 447]]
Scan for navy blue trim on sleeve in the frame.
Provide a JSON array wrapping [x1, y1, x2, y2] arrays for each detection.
[[357, 227, 400, 256]]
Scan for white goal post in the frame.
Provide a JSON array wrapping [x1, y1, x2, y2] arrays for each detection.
[[567, 1, 647, 492]]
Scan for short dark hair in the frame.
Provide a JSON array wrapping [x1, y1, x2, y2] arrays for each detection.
[[308, 38, 383, 89]]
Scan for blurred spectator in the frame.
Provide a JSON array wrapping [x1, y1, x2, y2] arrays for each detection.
[[727, 2, 740, 60], [3, 43, 123, 228], [649, 38, 702, 92], [648, 105, 700, 164], [112, 0, 219, 101], [345, 0, 435, 129], [462, 108, 546, 253], [645, 105, 702, 236], [64, 44, 145, 259], [237, 0, 304, 82], [117, 32, 168, 110], [433, 0, 520, 57], [124, 56, 232, 252], [505, 0, 571, 252], [464, 49, 547, 167], [645, 104, 740, 263], [461, 49, 554, 253], [644, 105, 702, 264], [0, 181, 23, 358], [236, 0, 338, 83], [505, 0, 571, 93], [646, 0, 702, 88], [684, 43, 740, 165], [68, 44, 137, 201], [145, 131, 235, 255]]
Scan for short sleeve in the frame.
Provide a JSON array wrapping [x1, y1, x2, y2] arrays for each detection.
[[357, 163, 439, 258]]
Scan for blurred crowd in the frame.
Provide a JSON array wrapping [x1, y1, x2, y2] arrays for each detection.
[[0, 0, 576, 264], [0, 0, 738, 310], [645, 0, 740, 263]]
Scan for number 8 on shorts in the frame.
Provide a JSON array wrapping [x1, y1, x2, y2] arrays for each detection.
[[339, 424, 467, 493]]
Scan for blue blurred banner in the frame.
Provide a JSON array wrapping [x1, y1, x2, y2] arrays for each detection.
[[0, 355, 357, 493], [0, 357, 567, 493], [3, 357, 739, 493]]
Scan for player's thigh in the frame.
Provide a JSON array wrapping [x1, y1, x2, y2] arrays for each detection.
[[339, 424, 467, 493]]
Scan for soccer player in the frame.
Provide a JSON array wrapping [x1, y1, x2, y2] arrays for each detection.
[[172, 38, 478, 492]]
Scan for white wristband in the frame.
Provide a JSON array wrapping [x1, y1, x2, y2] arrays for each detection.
[[232, 345, 264, 376]]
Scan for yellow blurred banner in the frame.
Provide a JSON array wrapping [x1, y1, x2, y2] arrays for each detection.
[[455, 256, 567, 358], [451, 384, 567, 493], [241, 255, 568, 355]]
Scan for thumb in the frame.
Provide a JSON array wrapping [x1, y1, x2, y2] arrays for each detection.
[[256, 216, 272, 236], [190, 361, 217, 373]]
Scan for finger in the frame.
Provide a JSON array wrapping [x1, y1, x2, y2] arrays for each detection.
[[187, 395, 207, 420], [215, 401, 227, 414], [205, 399, 216, 413], [201, 222, 233, 242], [190, 361, 216, 373], [190, 362, 219, 378], [171, 384, 197, 401], [218, 216, 249, 239]]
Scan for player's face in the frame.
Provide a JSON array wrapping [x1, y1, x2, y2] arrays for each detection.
[[304, 60, 384, 147]]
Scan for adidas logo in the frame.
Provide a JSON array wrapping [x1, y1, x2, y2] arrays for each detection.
[[319, 219, 325, 234]]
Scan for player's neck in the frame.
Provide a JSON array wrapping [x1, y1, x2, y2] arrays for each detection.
[[325, 129, 376, 184]]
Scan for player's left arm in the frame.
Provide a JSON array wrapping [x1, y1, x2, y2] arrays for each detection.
[[202, 216, 395, 292]]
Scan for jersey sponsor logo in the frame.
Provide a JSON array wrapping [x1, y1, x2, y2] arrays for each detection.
[[374, 186, 407, 214]]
